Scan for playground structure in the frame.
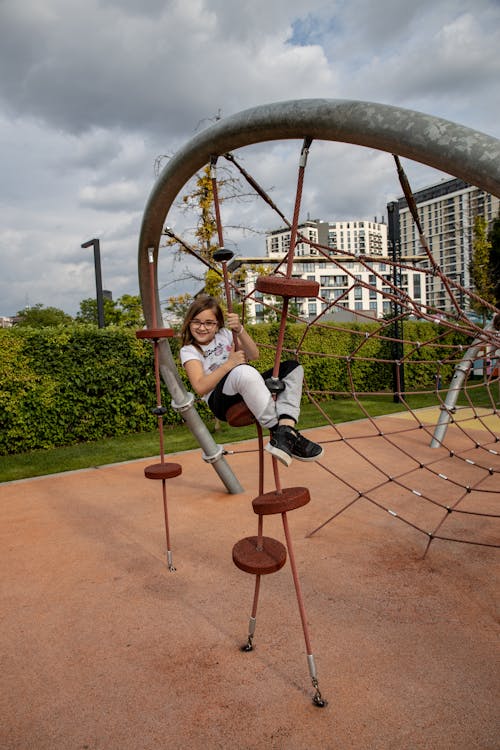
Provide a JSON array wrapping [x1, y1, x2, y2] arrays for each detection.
[[136, 99, 500, 706], [138, 99, 500, 491]]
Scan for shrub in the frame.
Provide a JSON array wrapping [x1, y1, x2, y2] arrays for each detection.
[[0, 320, 468, 455]]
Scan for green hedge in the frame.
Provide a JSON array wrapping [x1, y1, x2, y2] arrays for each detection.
[[249, 320, 462, 396], [0, 326, 172, 455], [0, 321, 467, 455]]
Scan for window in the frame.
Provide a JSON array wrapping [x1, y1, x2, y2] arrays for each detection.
[[333, 275, 348, 286], [413, 274, 421, 299]]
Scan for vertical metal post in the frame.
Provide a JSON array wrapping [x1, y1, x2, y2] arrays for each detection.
[[81, 238, 105, 328], [387, 203, 405, 402], [430, 318, 498, 447]]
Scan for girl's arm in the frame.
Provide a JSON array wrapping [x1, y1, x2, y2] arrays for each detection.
[[226, 312, 259, 361], [184, 349, 246, 397]]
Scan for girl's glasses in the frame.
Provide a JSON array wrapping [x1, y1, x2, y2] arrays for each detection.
[[191, 320, 217, 330]]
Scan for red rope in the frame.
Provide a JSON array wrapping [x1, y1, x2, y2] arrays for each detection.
[[272, 138, 312, 376], [210, 156, 238, 349]]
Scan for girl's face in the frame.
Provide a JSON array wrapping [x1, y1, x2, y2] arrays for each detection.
[[189, 307, 219, 345]]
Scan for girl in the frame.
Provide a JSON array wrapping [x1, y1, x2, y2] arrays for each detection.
[[180, 295, 323, 467]]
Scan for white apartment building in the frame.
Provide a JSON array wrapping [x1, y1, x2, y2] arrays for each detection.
[[387, 178, 500, 312], [230, 219, 427, 323], [266, 218, 387, 258]]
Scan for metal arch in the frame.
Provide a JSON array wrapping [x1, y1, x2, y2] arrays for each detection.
[[137, 98, 500, 492]]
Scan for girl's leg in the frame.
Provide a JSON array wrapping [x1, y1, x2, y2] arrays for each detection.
[[262, 361, 324, 464], [209, 362, 323, 466], [275, 361, 303, 423], [220, 364, 278, 429]]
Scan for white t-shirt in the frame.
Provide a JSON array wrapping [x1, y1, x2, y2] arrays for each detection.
[[180, 328, 233, 402]]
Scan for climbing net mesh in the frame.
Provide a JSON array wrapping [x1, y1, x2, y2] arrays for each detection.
[[165, 142, 500, 555]]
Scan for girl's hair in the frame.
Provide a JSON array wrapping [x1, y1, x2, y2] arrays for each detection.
[[180, 295, 224, 349]]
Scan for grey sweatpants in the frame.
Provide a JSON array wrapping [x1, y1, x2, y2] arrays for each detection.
[[220, 361, 304, 429]]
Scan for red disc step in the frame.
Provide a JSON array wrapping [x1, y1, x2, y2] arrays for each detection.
[[255, 276, 319, 298], [226, 402, 255, 427], [252, 487, 310, 515], [232, 536, 287, 575], [144, 463, 182, 480], [136, 328, 175, 340]]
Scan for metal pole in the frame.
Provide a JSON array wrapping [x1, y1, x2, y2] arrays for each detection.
[[430, 319, 499, 448], [387, 203, 405, 402], [81, 238, 105, 328]]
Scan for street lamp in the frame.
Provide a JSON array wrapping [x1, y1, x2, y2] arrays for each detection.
[[81, 238, 105, 328], [387, 203, 405, 402]]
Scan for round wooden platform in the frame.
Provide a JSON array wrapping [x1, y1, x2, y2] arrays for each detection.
[[144, 462, 183, 480], [255, 275, 320, 298], [135, 328, 175, 340], [232, 536, 287, 575], [252, 487, 311, 515], [226, 402, 255, 427]]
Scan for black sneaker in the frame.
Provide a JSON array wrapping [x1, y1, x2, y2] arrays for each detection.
[[290, 429, 324, 461], [265, 425, 296, 467]]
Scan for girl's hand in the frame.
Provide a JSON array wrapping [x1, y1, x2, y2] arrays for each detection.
[[226, 312, 242, 333], [227, 349, 246, 368]]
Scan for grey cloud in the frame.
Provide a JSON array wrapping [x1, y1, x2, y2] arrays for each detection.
[[63, 129, 125, 170], [78, 180, 144, 211], [0, 0, 334, 136]]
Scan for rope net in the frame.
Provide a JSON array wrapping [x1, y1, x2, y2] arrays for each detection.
[[166, 142, 500, 555]]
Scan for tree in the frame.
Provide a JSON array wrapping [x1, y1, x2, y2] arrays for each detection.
[[166, 165, 224, 297], [159, 156, 260, 313], [488, 212, 500, 307], [76, 297, 118, 325], [163, 293, 194, 329], [76, 295, 144, 328], [469, 215, 494, 323], [15, 303, 73, 327], [115, 294, 145, 328]]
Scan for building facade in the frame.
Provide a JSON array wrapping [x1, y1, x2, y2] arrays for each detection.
[[387, 177, 500, 312], [231, 219, 426, 323], [266, 219, 387, 258]]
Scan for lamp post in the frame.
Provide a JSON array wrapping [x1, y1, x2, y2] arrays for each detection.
[[81, 238, 105, 328], [387, 203, 405, 402]]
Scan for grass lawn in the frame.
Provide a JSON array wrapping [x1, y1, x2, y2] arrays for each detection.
[[0, 388, 492, 483]]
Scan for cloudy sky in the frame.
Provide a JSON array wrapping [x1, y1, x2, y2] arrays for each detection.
[[1, 0, 499, 317]]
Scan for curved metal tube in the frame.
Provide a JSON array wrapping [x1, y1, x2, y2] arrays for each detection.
[[137, 98, 500, 491]]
